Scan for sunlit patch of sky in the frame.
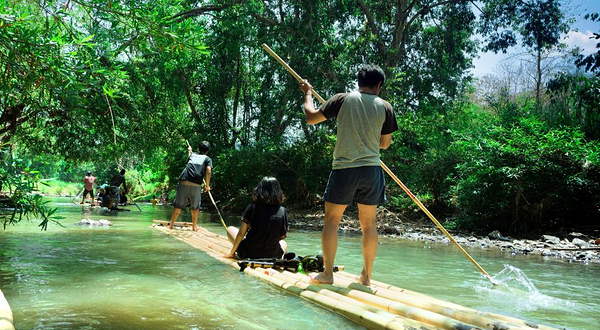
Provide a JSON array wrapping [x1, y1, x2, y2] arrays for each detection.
[[471, 0, 599, 77]]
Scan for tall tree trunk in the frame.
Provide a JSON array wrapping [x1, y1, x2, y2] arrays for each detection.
[[536, 49, 542, 111], [0, 104, 27, 144], [242, 86, 250, 146], [232, 56, 242, 130], [177, 70, 202, 123]]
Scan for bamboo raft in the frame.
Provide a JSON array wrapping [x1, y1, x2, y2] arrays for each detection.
[[152, 223, 563, 330]]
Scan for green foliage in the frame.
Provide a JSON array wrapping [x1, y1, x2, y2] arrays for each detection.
[[450, 117, 600, 234], [0, 149, 63, 230], [213, 133, 333, 211], [575, 13, 600, 75], [385, 102, 495, 208], [546, 73, 600, 139], [35, 179, 80, 197], [383, 102, 599, 235], [478, 0, 569, 54], [3, 0, 598, 236]]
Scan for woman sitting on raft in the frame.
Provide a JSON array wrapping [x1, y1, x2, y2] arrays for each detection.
[[224, 177, 288, 259]]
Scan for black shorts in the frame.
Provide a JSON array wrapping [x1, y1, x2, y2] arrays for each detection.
[[323, 166, 386, 205], [83, 189, 94, 198]]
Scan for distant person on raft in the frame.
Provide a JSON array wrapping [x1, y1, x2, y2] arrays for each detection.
[[224, 177, 288, 259], [167, 141, 212, 231], [299, 64, 399, 286], [81, 170, 96, 205]]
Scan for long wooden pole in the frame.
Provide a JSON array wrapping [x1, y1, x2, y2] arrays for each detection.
[[72, 187, 85, 204], [205, 182, 228, 232], [261, 43, 496, 284]]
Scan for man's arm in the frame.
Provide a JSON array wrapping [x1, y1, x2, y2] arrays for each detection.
[[204, 166, 212, 191], [185, 140, 192, 159], [379, 134, 392, 149], [299, 80, 327, 125]]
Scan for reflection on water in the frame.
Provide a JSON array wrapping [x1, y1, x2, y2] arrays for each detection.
[[0, 198, 599, 330]]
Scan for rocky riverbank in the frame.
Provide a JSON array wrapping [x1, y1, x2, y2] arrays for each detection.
[[287, 206, 600, 264]]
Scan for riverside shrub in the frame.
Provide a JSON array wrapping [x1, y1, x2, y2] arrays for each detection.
[[450, 117, 600, 234]]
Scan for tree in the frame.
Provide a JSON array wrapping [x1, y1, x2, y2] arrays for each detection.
[[329, 0, 480, 112], [575, 12, 600, 75], [478, 0, 570, 110], [0, 149, 63, 230]]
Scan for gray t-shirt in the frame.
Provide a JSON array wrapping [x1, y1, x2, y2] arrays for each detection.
[[319, 91, 398, 170], [179, 153, 213, 185]]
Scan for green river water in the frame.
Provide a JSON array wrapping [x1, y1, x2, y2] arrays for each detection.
[[0, 197, 598, 330]]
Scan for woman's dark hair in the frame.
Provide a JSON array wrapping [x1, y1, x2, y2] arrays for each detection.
[[252, 177, 284, 205], [357, 64, 385, 88], [198, 141, 210, 154]]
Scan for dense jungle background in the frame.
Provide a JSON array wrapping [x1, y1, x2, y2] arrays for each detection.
[[1, 0, 599, 235]]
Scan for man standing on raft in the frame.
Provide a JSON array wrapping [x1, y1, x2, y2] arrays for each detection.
[[299, 65, 398, 286], [168, 141, 212, 231]]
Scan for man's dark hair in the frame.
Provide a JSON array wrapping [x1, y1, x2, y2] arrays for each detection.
[[198, 141, 210, 154], [120, 169, 126, 175], [252, 177, 284, 205], [357, 64, 385, 88]]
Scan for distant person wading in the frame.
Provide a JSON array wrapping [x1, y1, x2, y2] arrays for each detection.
[[81, 171, 96, 205]]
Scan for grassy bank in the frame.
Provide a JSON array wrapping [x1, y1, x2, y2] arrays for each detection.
[[35, 179, 81, 197]]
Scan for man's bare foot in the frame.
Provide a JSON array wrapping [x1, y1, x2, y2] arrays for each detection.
[[167, 225, 174, 230], [357, 270, 371, 286], [309, 272, 333, 284], [192, 227, 199, 232]]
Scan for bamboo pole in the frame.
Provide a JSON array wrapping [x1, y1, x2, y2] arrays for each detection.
[[204, 183, 227, 231], [379, 162, 495, 283], [333, 272, 559, 330], [153, 220, 194, 227], [269, 271, 499, 330], [71, 187, 85, 204], [261, 43, 496, 285]]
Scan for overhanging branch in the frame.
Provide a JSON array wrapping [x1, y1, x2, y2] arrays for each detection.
[[170, 0, 244, 23]]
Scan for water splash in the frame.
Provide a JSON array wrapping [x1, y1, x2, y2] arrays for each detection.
[[493, 264, 540, 293], [475, 264, 576, 311]]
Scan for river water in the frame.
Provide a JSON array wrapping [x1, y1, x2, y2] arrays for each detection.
[[0, 198, 598, 329]]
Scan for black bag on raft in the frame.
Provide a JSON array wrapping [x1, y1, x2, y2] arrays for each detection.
[[237, 252, 338, 273], [237, 258, 300, 272]]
